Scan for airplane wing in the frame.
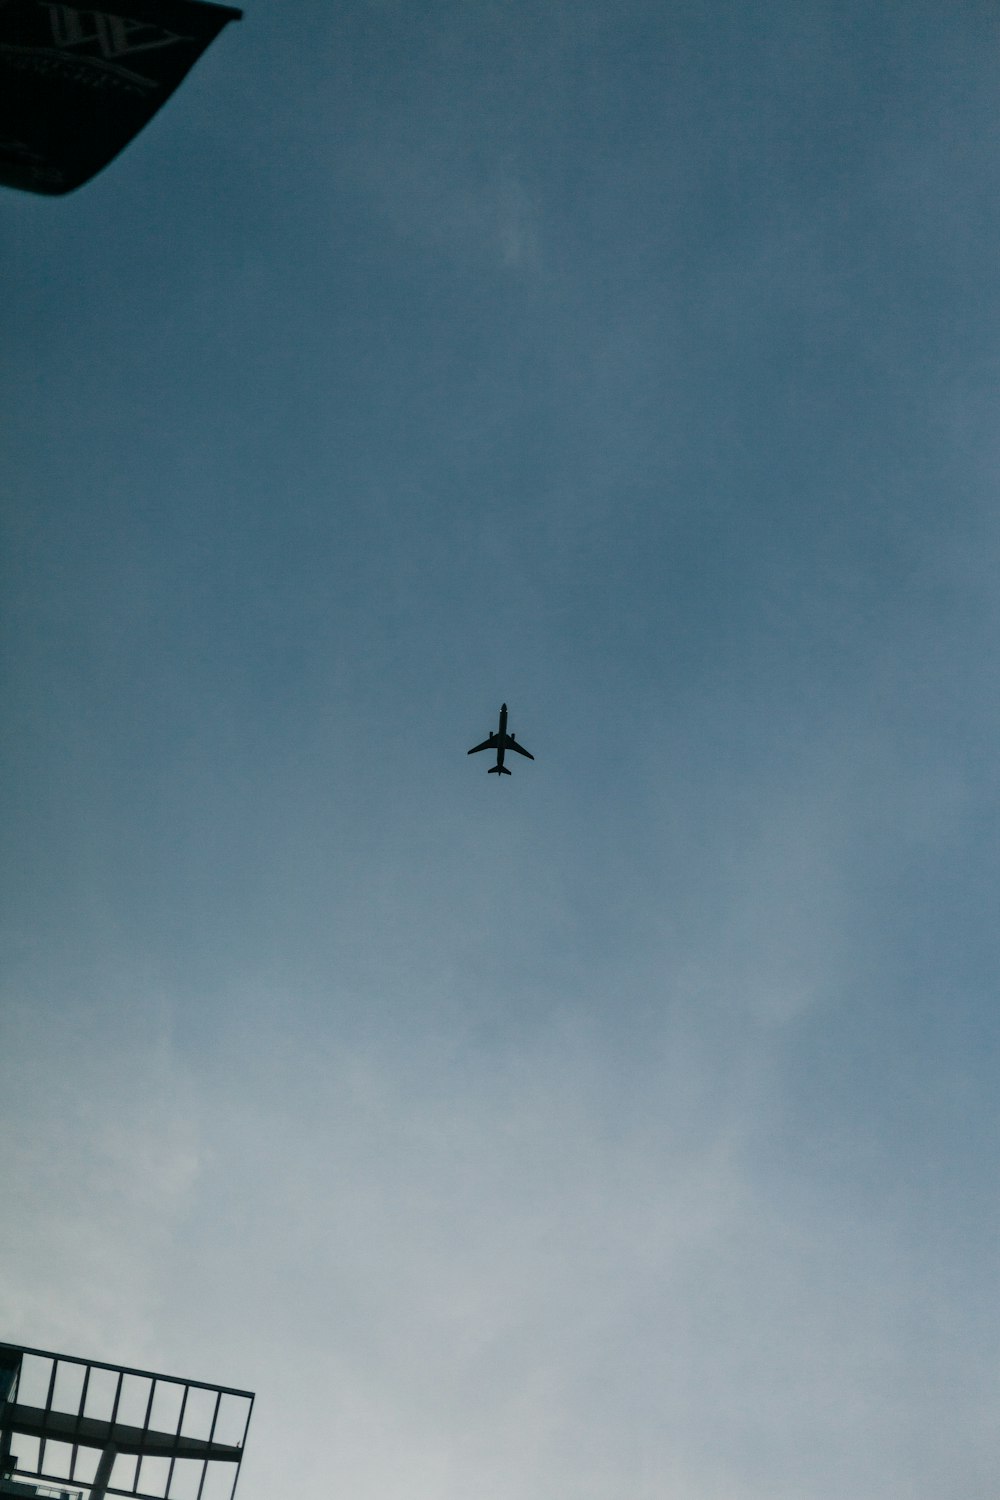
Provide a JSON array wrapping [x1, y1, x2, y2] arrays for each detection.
[[505, 737, 534, 760], [467, 735, 496, 755]]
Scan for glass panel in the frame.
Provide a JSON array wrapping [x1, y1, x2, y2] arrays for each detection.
[[40, 1438, 73, 1480], [52, 1361, 86, 1417], [166, 1457, 204, 1500], [178, 1386, 217, 1442], [111, 1450, 140, 1491], [16, 1353, 54, 1407], [149, 1380, 184, 1437], [137, 1454, 171, 1498], [83, 1366, 119, 1423], [199, 1461, 235, 1500], [212, 1393, 250, 1448], [72, 1447, 99, 1484], [11, 1433, 40, 1475], [117, 1374, 153, 1429]]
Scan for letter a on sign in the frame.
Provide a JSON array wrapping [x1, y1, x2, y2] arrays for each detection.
[[0, 0, 241, 193]]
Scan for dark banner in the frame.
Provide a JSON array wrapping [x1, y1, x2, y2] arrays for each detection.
[[0, 0, 241, 194]]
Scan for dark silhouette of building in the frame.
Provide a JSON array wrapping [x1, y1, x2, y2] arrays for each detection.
[[0, 1342, 253, 1500], [0, 0, 242, 194]]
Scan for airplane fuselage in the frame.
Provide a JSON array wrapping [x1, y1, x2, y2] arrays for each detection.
[[496, 703, 508, 770]]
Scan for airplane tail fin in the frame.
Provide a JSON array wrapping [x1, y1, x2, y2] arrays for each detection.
[[488, 765, 511, 776]]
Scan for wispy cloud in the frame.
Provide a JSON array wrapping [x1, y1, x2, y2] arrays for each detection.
[[1, 991, 202, 1359]]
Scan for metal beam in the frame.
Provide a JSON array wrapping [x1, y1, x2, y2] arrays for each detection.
[[2, 1402, 243, 1462]]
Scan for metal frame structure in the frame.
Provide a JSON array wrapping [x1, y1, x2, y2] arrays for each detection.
[[0, 1344, 253, 1500]]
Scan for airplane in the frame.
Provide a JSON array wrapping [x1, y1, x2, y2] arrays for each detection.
[[467, 703, 534, 776]]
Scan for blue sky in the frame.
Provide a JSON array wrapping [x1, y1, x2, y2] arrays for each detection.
[[3, 3, 999, 1497]]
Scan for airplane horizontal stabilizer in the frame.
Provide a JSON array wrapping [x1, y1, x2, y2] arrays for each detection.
[[488, 765, 512, 775]]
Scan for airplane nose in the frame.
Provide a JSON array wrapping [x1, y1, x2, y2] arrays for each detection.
[[501, 703, 507, 710]]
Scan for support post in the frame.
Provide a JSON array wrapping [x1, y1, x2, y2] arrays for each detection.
[[90, 1441, 118, 1500]]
